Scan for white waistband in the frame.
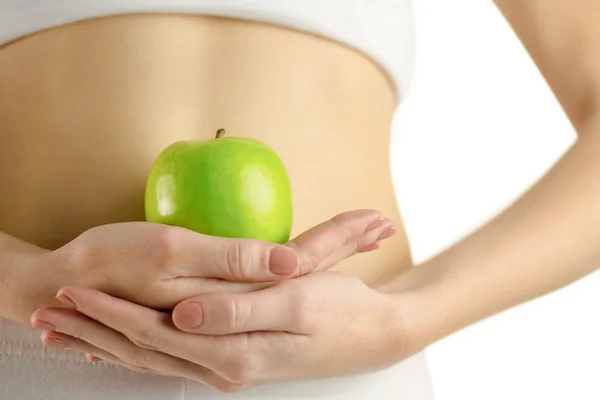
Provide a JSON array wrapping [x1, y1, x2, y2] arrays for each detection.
[[0, 317, 434, 399]]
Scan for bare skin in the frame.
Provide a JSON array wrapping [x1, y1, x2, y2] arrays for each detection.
[[5, 1, 600, 393], [0, 14, 411, 298]]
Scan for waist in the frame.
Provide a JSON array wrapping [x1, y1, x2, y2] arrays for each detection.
[[0, 14, 410, 284]]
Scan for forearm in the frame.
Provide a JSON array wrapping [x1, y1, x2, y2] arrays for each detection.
[[375, 0, 600, 356], [383, 121, 600, 352]]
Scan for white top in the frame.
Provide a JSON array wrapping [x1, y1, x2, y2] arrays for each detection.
[[0, 0, 416, 102]]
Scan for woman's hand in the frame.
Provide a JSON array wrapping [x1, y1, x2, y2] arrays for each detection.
[[17, 209, 394, 324], [33, 271, 409, 393]]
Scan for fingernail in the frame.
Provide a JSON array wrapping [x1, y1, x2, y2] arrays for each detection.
[[56, 292, 77, 308], [45, 338, 68, 348], [32, 320, 56, 331], [86, 354, 102, 362], [174, 302, 203, 329], [377, 227, 397, 241], [366, 218, 386, 231], [269, 247, 298, 276]]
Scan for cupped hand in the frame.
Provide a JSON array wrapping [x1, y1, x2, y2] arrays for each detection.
[[33, 270, 409, 393], [25, 209, 395, 314]]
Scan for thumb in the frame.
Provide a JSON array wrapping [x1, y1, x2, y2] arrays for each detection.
[[170, 227, 300, 282]]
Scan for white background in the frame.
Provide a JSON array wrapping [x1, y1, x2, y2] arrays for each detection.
[[391, 1, 600, 399]]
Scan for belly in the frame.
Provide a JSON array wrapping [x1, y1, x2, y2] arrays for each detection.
[[0, 14, 412, 285]]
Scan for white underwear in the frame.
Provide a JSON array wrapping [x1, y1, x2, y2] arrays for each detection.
[[0, 317, 434, 399]]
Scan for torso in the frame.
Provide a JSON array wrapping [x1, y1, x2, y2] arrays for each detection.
[[0, 14, 412, 287]]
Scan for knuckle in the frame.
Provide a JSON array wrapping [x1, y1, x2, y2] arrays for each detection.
[[129, 327, 165, 351], [225, 298, 252, 332], [329, 214, 353, 244], [225, 241, 242, 278], [125, 349, 154, 370], [222, 358, 260, 384], [286, 241, 316, 276], [216, 338, 263, 384], [223, 362, 248, 383], [68, 327, 85, 341], [225, 241, 254, 279], [154, 227, 183, 266]]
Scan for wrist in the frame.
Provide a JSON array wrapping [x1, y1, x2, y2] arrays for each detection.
[[380, 265, 460, 357], [0, 252, 22, 322], [0, 233, 57, 325], [390, 288, 446, 358]]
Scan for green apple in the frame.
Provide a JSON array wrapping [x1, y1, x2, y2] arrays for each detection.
[[145, 129, 293, 244]]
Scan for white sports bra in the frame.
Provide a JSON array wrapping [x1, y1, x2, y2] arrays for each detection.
[[0, 0, 416, 102]]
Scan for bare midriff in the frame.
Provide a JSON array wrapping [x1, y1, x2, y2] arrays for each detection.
[[0, 14, 412, 286]]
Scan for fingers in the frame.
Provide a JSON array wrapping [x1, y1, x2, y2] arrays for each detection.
[[169, 209, 393, 288], [42, 330, 132, 368], [285, 209, 396, 276], [50, 286, 238, 371], [172, 283, 300, 335], [171, 227, 300, 281], [166, 210, 394, 302], [47, 285, 293, 389], [31, 304, 223, 387]]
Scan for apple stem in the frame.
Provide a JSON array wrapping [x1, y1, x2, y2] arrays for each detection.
[[216, 129, 226, 139]]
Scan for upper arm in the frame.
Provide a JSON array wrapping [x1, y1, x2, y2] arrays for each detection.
[[494, 0, 600, 132]]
